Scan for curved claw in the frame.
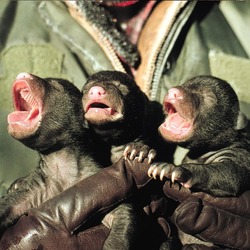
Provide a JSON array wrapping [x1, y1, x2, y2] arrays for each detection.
[[148, 165, 155, 178], [151, 169, 157, 179], [148, 149, 157, 164], [148, 162, 167, 179], [160, 169, 168, 181], [138, 153, 143, 162], [138, 150, 147, 163], [129, 149, 138, 160], [124, 143, 157, 163], [148, 163, 178, 182], [148, 164, 159, 178], [124, 145, 141, 161], [137, 145, 155, 163], [171, 167, 193, 187], [171, 170, 177, 184], [123, 145, 131, 160]]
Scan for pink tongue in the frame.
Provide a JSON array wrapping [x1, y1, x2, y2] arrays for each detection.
[[166, 113, 191, 135], [168, 113, 184, 128], [88, 107, 115, 115], [8, 111, 29, 124], [8, 108, 39, 126]]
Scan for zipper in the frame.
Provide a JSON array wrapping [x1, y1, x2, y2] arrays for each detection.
[[151, 1, 197, 100], [65, 1, 139, 73], [65, 1, 196, 100], [135, 1, 197, 98]]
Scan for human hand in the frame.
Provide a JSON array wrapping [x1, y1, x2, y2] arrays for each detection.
[[0, 158, 152, 249], [163, 182, 250, 249]]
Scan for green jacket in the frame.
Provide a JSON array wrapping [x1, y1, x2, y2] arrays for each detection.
[[0, 0, 250, 190]]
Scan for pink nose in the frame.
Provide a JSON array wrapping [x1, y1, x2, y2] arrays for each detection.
[[16, 72, 32, 80], [167, 87, 181, 100], [88, 86, 106, 98]]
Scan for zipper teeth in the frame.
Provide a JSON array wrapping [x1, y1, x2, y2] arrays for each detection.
[[65, 1, 126, 73], [151, 1, 197, 100], [147, 2, 186, 96], [135, 1, 188, 97], [90, 24, 126, 73]]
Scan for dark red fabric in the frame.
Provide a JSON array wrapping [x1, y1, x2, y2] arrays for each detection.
[[108, 1, 139, 7]]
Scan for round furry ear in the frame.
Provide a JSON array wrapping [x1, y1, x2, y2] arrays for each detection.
[[235, 112, 248, 130]]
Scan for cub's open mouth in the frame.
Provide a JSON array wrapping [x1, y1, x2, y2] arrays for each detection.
[[7, 74, 44, 140], [86, 101, 117, 115], [161, 101, 192, 136], [84, 99, 123, 123], [8, 79, 41, 127]]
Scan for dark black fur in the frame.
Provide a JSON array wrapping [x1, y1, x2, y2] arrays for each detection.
[[1, 73, 100, 232], [1, 73, 139, 249], [82, 71, 174, 248], [82, 70, 173, 165], [150, 75, 250, 197], [82, 70, 149, 164], [148, 75, 250, 248]]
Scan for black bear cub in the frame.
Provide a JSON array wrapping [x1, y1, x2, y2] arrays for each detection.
[[149, 75, 250, 197], [2, 72, 147, 249]]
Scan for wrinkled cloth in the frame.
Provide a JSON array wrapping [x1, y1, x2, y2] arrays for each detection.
[[2, 159, 250, 249], [163, 182, 250, 249], [0, 158, 159, 250]]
